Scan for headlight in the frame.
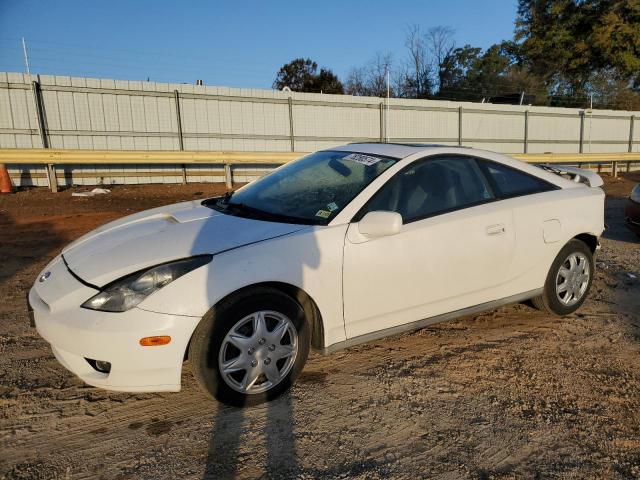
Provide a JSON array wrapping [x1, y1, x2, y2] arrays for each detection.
[[631, 185, 640, 204], [81, 255, 212, 312]]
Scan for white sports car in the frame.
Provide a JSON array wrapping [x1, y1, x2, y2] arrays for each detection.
[[29, 144, 605, 406]]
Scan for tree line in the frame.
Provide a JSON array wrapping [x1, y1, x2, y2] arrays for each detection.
[[272, 0, 640, 110]]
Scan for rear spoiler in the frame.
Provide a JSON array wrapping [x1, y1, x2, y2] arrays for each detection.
[[536, 164, 604, 188]]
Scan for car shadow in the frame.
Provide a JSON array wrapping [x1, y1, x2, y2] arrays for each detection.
[[203, 403, 245, 479], [203, 390, 299, 479], [0, 211, 67, 291], [602, 196, 638, 244], [189, 188, 323, 478]]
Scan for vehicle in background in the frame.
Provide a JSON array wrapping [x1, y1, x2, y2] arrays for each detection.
[[28, 144, 605, 406], [625, 184, 640, 237]]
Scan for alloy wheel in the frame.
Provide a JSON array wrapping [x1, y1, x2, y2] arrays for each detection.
[[218, 310, 298, 394], [555, 252, 590, 306]]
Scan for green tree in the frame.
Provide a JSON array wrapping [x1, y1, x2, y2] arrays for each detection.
[[515, 0, 640, 90], [307, 68, 344, 94], [592, 1, 640, 89], [436, 43, 545, 103], [272, 58, 344, 94], [586, 69, 640, 110], [436, 45, 481, 100]]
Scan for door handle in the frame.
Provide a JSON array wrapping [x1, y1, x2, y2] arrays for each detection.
[[486, 224, 506, 236]]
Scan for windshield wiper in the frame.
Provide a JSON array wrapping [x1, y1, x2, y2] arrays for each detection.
[[220, 190, 234, 205], [202, 191, 234, 210], [226, 202, 320, 225], [204, 196, 322, 225]]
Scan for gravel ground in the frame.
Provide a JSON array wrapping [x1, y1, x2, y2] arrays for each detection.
[[0, 174, 639, 480]]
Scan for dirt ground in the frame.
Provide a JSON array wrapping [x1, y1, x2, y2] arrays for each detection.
[[1, 174, 639, 480]]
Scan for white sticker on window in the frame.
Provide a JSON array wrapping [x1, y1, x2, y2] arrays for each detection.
[[342, 153, 382, 166], [327, 202, 338, 211], [315, 210, 331, 219]]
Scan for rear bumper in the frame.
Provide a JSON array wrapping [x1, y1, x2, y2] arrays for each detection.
[[30, 285, 200, 392]]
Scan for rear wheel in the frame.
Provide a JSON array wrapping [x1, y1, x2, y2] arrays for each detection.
[[190, 287, 310, 406], [532, 239, 594, 316]]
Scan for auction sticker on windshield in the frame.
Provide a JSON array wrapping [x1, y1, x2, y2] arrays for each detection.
[[343, 153, 382, 166]]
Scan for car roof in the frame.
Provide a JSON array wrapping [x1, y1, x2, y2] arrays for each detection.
[[324, 142, 582, 191], [331, 142, 465, 159]]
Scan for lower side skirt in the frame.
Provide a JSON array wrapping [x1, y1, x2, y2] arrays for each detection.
[[320, 288, 543, 355]]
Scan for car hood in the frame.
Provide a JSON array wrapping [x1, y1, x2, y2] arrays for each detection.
[[62, 200, 307, 286]]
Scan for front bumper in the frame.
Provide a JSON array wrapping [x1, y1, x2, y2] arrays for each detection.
[[26, 290, 35, 327], [29, 261, 201, 392]]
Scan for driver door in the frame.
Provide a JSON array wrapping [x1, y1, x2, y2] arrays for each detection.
[[342, 155, 516, 339]]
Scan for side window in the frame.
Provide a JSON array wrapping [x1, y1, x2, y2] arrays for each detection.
[[359, 156, 494, 223], [478, 160, 554, 198]]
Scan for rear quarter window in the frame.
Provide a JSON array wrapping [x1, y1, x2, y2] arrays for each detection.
[[478, 160, 556, 198]]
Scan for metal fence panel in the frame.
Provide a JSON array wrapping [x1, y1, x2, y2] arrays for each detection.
[[2, 72, 640, 186]]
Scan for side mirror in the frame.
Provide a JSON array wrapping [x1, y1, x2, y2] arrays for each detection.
[[358, 211, 403, 238]]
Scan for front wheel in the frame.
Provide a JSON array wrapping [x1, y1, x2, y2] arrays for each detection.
[[189, 287, 310, 406], [532, 239, 595, 316]]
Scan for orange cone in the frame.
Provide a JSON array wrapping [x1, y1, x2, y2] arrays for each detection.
[[0, 164, 13, 193]]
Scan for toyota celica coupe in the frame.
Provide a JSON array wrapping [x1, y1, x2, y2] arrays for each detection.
[[29, 144, 605, 406]]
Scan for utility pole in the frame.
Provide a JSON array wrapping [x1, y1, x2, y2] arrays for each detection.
[[385, 68, 390, 143], [588, 93, 593, 153], [22, 37, 31, 77]]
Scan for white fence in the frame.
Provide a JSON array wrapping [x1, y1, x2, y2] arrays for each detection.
[[1, 72, 638, 186]]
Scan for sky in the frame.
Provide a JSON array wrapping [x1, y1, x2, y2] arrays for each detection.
[[0, 0, 518, 89]]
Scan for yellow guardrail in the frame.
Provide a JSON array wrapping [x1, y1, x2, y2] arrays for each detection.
[[512, 152, 640, 163], [0, 149, 301, 165], [1, 148, 639, 165], [1, 148, 638, 192]]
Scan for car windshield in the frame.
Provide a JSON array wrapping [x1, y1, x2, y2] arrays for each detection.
[[205, 150, 397, 225]]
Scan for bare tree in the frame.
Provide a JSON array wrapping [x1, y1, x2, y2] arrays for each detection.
[[425, 26, 456, 93], [404, 24, 431, 98], [344, 25, 454, 99], [392, 62, 415, 98], [345, 52, 394, 97]]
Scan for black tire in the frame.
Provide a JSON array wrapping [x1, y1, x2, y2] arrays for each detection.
[[531, 239, 595, 316], [189, 286, 310, 407]]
